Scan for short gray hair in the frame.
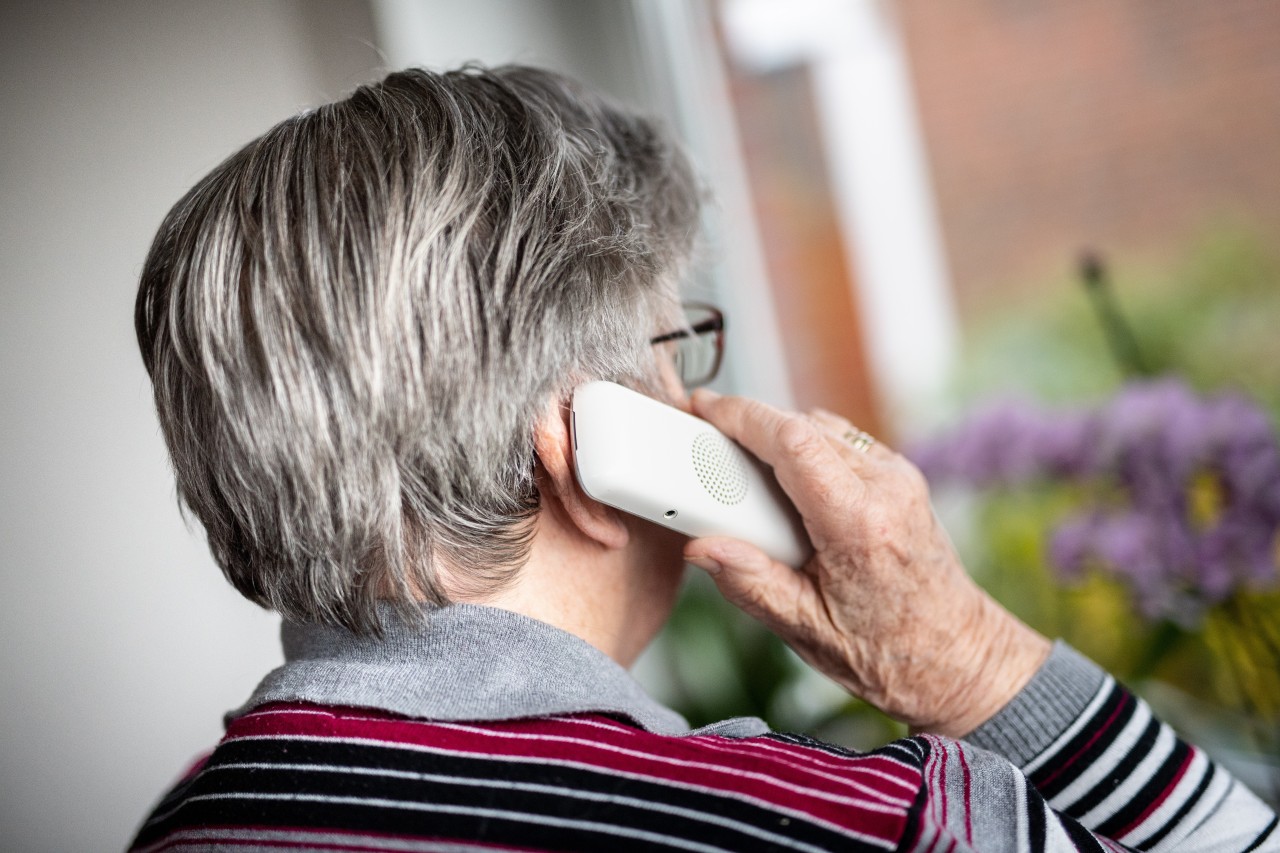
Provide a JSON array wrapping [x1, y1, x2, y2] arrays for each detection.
[[136, 66, 701, 633]]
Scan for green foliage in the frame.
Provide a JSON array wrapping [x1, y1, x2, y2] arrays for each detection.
[[956, 228, 1280, 415], [646, 571, 904, 748]]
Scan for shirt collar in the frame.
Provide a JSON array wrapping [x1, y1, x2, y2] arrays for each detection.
[[230, 603, 732, 736]]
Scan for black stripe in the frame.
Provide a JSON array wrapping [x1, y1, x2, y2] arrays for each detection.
[[1064, 716, 1162, 819], [1024, 776, 1047, 853], [128, 767, 210, 851], [878, 739, 928, 764], [767, 732, 928, 770], [133, 736, 893, 852], [893, 738, 930, 853], [766, 731, 863, 759], [1031, 685, 1136, 800], [1060, 815, 1107, 853], [138, 794, 720, 852], [1244, 813, 1279, 852], [1132, 761, 1215, 850], [1093, 736, 1189, 838], [137, 789, 895, 853]]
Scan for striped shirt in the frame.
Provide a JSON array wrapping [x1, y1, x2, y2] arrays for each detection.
[[130, 605, 1278, 851]]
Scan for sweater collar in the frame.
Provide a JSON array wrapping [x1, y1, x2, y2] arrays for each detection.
[[230, 603, 762, 737]]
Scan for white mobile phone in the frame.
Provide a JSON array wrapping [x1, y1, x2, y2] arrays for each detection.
[[571, 381, 812, 568]]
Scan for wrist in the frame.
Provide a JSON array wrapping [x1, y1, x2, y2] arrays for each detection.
[[921, 595, 1052, 739]]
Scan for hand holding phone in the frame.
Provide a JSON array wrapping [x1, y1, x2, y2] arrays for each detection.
[[571, 381, 812, 567], [683, 390, 1053, 738]]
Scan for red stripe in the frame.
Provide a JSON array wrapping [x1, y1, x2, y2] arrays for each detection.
[[556, 716, 920, 797], [568, 718, 922, 788], [1112, 748, 1197, 839], [665, 739, 916, 804], [229, 705, 910, 840], [1037, 693, 1129, 788]]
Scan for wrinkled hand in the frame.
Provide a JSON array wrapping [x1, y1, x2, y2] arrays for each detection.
[[683, 390, 1051, 738]]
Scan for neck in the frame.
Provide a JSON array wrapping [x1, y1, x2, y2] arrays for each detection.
[[469, 501, 687, 668]]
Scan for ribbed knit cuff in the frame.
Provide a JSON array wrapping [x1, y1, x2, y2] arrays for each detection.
[[964, 641, 1105, 767]]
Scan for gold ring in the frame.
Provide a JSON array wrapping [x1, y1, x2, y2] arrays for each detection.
[[843, 429, 876, 453]]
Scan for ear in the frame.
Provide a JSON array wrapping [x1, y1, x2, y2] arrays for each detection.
[[533, 398, 630, 550]]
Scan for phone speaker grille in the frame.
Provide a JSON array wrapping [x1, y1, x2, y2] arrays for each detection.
[[692, 432, 748, 505]]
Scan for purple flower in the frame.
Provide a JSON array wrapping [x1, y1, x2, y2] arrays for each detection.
[[909, 399, 1092, 486], [913, 377, 1280, 622], [1049, 513, 1099, 581], [1035, 411, 1097, 477]]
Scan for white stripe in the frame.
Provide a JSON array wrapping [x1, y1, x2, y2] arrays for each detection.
[[1152, 763, 1228, 850], [692, 738, 918, 798], [1141, 761, 1237, 853], [557, 716, 919, 795], [555, 717, 640, 736], [877, 740, 925, 763], [208, 760, 840, 853], [630, 733, 914, 804], [1129, 749, 1212, 852], [135, 825, 499, 853], [1014, 762, 1030, 850], [144, 788, 209, 828], [1047, 699, 1156, 813], [182, 790, 893, 852], [1022, 676, 1116, 776], [220, 732, 897, 843], [182, 791, 738, 853], [427, 721, 908, 814], [241, 707, 336, 719], [1075, 721, 1176, 826]]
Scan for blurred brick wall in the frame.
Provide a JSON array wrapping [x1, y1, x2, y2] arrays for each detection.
[[894, 0, 1280, 319]]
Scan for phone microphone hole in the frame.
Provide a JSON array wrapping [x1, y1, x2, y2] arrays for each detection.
[[664, 509, 677, 518]]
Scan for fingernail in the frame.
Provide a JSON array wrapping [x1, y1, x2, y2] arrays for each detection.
[[686, 554, 722, 574]]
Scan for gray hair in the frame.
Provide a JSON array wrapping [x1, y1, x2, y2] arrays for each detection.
[[136, 65, 701, 633]]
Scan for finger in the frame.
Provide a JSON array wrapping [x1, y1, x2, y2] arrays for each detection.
[[806, 413, 876, 462], [808, 409, 892, 452], [691, 390, 863, 511], [809, 408, 852, 429], [685, 536, 818, 628]]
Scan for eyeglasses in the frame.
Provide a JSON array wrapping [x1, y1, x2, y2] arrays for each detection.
[[650, 302, 725, 388]]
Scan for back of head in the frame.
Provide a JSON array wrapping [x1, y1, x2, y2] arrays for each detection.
[[135, 65, 700, 633]]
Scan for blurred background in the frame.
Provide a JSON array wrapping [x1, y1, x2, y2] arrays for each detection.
[[3, 0, 1279, 848]]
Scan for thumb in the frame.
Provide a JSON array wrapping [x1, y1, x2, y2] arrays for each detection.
[[685, 537, 814, 628]]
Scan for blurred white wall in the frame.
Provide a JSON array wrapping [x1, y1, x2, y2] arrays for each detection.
[[721, 0, 958, 428], [0, 2, 381, 849]]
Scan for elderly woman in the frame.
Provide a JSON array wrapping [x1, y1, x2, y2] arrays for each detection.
[[130, 66, 1277, 851]]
